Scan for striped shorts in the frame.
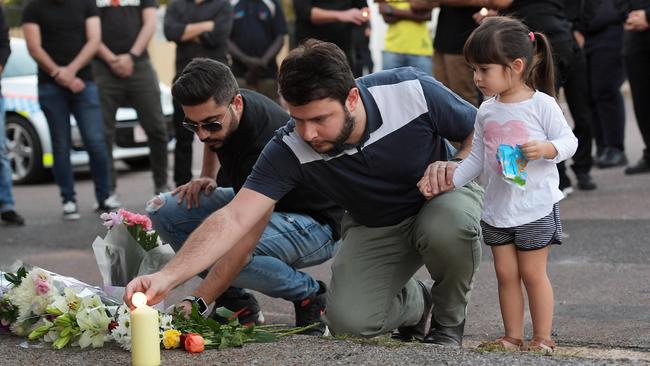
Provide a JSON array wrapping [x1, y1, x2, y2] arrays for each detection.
[[480, 203, 563, 251]]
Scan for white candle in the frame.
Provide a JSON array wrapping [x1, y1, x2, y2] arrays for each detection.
[[131, 292, 160, 366]]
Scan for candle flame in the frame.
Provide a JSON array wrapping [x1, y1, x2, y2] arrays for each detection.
[[132, 292, 148, 308], [362, 11, 368, 18], [479, 7, 488, 16]]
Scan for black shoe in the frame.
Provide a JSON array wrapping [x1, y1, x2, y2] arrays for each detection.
[[1, 210, 25, 226], [293, 281, 328, 336], [625, 157, 650, 175], [598, 147, 627, 168], [212, 290, 264, 325], [391, 280, 432, 342], [576, 173, 597, 191], [423, 318, 465, 348]]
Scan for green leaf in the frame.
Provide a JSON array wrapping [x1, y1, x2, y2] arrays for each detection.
[[252, 331, 276, 343], [213, 306, 235, 320]]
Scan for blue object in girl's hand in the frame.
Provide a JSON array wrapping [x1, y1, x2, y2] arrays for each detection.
[[496, 144, 528, 188]]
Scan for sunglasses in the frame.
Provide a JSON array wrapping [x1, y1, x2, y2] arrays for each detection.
[[182, 104, 231, 133]]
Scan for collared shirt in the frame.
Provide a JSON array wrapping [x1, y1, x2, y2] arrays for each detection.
[[164, 0, 233, 71], [244, 67, 476, 228], [230, 0, 287, 78]]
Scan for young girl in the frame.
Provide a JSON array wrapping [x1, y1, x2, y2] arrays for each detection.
[[423, 16, 578, 352]]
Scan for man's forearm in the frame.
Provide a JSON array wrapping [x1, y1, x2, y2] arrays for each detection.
[[310, 7, 343, 24], [130, 7, 157, 56], [28, 47, 60, 76], [191, 211, 272, 304], [97, 43, 117, 63], [261, 36, 284, 65], [180, 22, 211, 42], [68, 18, 101, 74]]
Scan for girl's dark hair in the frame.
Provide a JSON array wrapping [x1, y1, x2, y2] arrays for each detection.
[[278, 39, 356, 106], [172, 58, 239, 106], [463, 16, 556, 97]]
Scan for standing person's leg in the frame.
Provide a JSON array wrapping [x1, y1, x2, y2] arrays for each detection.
[[172, 95, 194, 186], [433, 51, 449, 85], [589, 47, 627, 167], [70, 82, 112, 206], [411, 182, 483, 346], [518, 247, 554, 345], [624, 32, 650, 174], [382, 51, 406, 71], [491, 245, 525, 344], [405, 54, 433, 76], [585, 51, 604, 161], [436, 52, 479, 107], [38, 83, 76, 205], [562, 43, 596, 190], [0, 97, 23, 225], [325, 214, 425, 338], [127, 58, 169, 193], [92, 60, 123, 192]]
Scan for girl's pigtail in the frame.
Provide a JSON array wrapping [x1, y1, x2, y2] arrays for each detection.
[[530, 31, 556, 98]]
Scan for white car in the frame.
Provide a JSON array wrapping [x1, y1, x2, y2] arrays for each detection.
[[2, 38, 175, 184]]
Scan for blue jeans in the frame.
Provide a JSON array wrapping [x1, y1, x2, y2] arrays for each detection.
[[38, 82, 111, 204], [147, 188, 340, 301], [0, 98, 16, 213], [382, 51, 433, 75]]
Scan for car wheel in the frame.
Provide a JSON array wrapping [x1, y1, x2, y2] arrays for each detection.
[[5, 114, 48, 184], [123, 156, 150, 170]]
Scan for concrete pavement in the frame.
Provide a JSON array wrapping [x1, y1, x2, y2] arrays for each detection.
[[1, 96, 649, 364]]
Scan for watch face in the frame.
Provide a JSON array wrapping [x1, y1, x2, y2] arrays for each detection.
[[197, 297, 209, 316]]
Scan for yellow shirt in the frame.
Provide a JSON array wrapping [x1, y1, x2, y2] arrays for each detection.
[[384, 3, 433, 56]]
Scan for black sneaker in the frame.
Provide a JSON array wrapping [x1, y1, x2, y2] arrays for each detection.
[[293, 280, 327, 336], [211, 290, 264, 325], [598, 147, 627, 168], [576, 173, 597, 191], [391, 280, 432, 342], [424, 318, 465, 348], [625, 156, 650, 175], [1, 210, 25, 226]]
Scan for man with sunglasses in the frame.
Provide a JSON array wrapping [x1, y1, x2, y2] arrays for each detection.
[[146, 58, 343, 335]]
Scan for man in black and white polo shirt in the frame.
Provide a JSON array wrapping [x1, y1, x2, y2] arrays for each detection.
[[126, 40, 484, 347]]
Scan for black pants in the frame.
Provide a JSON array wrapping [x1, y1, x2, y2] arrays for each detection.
[[587, 43, 626, 151], [172, 96, 194, 187], [553, 39, 595, 178], [624, 29, 650, 159]]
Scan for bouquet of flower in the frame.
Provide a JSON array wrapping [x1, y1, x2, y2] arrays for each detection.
[[0, 264, 121, 349], [92, 209, 175, 292], [2, 265, 319, 353]]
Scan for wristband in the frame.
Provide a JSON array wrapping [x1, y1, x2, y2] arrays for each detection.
[[450, 157, 463, 163], [128, 51, 139, 60]]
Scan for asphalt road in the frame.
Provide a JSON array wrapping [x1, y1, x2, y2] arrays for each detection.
[[1, 97, 649, 364]]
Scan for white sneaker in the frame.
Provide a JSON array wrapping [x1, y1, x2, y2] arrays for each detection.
[[93, 194, 122, 212], [62, 201, 80, 220]]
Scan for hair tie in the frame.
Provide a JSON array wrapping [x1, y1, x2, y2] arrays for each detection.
[[529, 31, 535, 42]]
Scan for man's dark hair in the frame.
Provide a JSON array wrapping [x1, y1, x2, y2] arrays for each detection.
[[172, 58, 239, 106], [278, 39, 356, 106]]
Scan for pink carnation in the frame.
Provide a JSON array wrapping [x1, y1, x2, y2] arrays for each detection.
[[35, 279, 50, 295], [118, 209, 152, 231]]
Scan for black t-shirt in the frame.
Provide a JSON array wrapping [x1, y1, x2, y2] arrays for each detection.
[[215, 89, 343, 239], [230, 0, 287, 79], [503, 0, 572, 42], [96, 0, 157, 57], [293, 0, 367, 62], [434, 6, 480, 55], [22, 0, 99, 83]]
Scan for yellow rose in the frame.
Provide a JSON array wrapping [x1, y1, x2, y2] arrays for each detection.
[[162, 329, 182, 349]]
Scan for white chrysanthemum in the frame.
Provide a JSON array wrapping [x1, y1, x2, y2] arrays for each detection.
[[112, 304, 132, 351], [6, 269, 55, 322]]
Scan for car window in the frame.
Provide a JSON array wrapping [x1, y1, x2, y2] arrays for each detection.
[[3, 39, 38, 78]]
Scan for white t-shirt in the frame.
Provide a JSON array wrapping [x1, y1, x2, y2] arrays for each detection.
[[453, 91, 578, 228]]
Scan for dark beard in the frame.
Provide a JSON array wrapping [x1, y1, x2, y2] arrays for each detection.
[[324, 108, 355, 156]]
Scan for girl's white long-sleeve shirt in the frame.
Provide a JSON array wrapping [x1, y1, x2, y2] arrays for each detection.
[[452, 91, 578, 228]]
